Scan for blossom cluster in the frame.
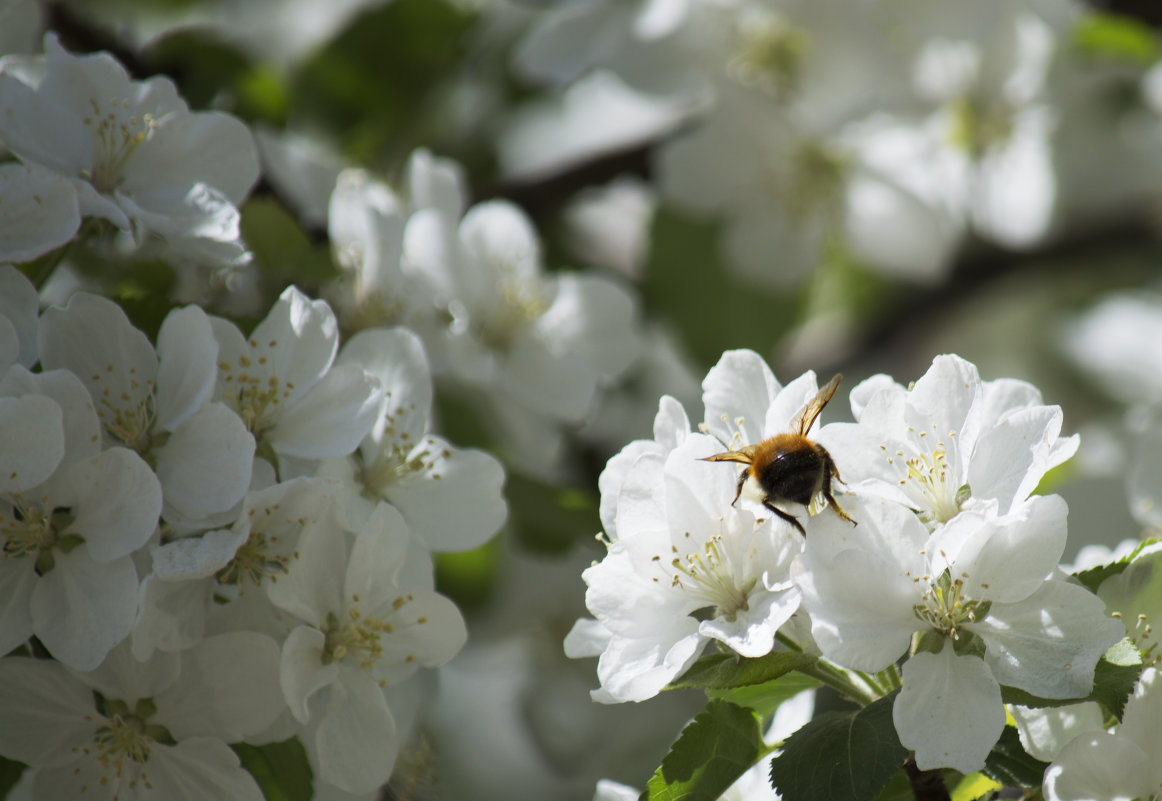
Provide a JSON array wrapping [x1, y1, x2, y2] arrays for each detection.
[[572, 350, 1128, 778], [0, 265, 508, 798], [512, 0, 1162, 288]]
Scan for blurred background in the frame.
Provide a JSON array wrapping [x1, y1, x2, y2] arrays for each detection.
[[7, 0, 1162, 797]]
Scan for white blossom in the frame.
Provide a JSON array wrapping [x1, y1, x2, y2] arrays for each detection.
[[323, 326, 507, 553], [793, 492, 1122, 772], [0, 365, 161, 669], [574, 433, 802, 703], [0, 633, 285, 801], [39, 292, 254, 523], [0, 34, 259, 264], [267, 501, 467, 793], [210, 286, 381, 470], [820, 353, 1078, 527], [1043, 667, 1162, 801]]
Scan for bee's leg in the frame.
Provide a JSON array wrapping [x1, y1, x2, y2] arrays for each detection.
[[823, 486, 856, 526], [731, 469, 747, 507], [829, 455, 848, 486], [822, 454, 856, 526], [764, 501, 806, 536]]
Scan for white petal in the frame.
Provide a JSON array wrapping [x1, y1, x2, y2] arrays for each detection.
[[247, 286, 339, 403], [0, 555, 36, 657], [1010, 702, 1104, 763], [0, 366, 101, 466], [80, 636, 180, 703], [0, 162, 79, 263], [337, 326, 431, 446], [563, 617, 612, 659], [974, 578, 1124, 699], [154, 304, 219, 431], [0, 394, 64, 494], [934, 495, 1067, 603], [1113, 667, 1162, 772], [908, 354, 981, 447], [61, 447, 161, 563], [151, 527, 248, 580], [405, 147, 466, 220], [1043, 732, 1146, 801], [701, 349, 783, 446], [0, 264, 39, 368], [267, 516, 347, 627], [155, 403, 254, 520], [313, 668, 398, 794], [269, 364, 380, 459], [38, 292, 158, 420], [133, 737, 265, 801], [31, 548, 138, 671], [157, 632, 285, 741], [385, 444, 507, 553], [131, 575, 209, 660], [124, 106, 259, 204], [593, 625, 704, 703], [894, 643, 1005, 773], [0, 656, 96, 768], [460, 200, 542, 283], [281, 625, 338, 724]]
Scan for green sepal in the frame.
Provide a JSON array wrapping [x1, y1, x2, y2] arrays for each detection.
[[232, 737, 314, 801]]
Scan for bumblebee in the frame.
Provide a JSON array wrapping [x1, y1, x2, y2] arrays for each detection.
[[702, 373, 854, 535]]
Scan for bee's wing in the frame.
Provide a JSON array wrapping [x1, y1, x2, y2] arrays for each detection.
[[700, 445, 757, 465], [791, 373, 842, 435]]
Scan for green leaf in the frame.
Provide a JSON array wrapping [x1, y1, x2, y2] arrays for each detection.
[[1073, 538, 1156, 593], [293, 0, 475, 165], [999, 648, 1143, 720], [232, 737, 313, 801], [708, 671, 822, 720], [948, 772, 1001, 801], [768, 691, 907, 801], [240, 197, 338, 291], [1072, 12, 1161, 65], [643, 700, 766, 801], [0, 757, 26, 798], [981, 725, 1048, 788], [670, 650, 820, 692], [1090, 647, 1144, 721]]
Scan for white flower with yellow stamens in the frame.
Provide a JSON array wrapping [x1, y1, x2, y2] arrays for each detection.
[[268, 502, 467, 794], [793, 492, 1122, 774], [39, 292, 254, 524], [572, 432, 802, 703], [818, 353, 1078, 528], [0, 33, 259, 264], [320, 326, 507, 553], [209, 286, 381, 472]]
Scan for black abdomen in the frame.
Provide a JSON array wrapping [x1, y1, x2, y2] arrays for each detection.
[[757, 446, 825, 506]]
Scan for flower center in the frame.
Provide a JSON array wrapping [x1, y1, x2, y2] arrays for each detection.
[[947, 96, 1014, 158], [215, 530, 293, 588], [218, 340, 293, 437], [662, 527, 757, 622], [785, 139, 848, 222], [90, 366, 156, 454], [884, 428, 969, 526], [914, 568, 991, 641], [81, 97, 158, 194], [471, 277, 549, 353], [321, 593, 427, 674], [729, 14, 811, 96], [1, 498, 81, 574], [91, 697, 174, 779]]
